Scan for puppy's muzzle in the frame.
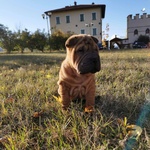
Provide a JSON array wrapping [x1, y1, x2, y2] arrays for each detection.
[[78, 52, 101, 74]]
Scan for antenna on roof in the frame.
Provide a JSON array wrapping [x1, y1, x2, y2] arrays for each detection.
[[74, 1, 77, 6]]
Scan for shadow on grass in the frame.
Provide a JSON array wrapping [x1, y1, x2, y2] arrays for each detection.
[[95, 95, 150, 130], [68, 95, 141, 123], [96, 93, 150, 129], [0, 54, 64, 69]]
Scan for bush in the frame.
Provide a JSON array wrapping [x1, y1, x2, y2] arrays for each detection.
[[137, 35, 150, 44]]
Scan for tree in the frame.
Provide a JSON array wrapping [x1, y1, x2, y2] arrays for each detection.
[[50, 30, 73, 50], [14, 29, 31, 53], [0, 24, 60, 53], [14, 29, 48, 53], [102, 39, 107, 49], [137, 35, 150, 44], [29, 29, 47, 52], [0, 24, 16, 53]]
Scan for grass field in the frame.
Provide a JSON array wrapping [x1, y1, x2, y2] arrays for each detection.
[[0, 49, 150, 149]]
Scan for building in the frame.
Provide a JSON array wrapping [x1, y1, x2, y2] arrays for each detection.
[[123, 13, 150, 47], [44, 2, 106, 42]]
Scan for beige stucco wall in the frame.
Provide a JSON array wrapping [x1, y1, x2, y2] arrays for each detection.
[[49, 7, 103, 42]]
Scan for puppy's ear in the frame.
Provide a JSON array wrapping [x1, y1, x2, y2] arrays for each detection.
[[65, 35, 79, 48], [91, 36, 99, 44]]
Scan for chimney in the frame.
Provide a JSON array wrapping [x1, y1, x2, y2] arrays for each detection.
[[74, 1, 77, 6], [135, 14, 139, 19], [143, 13, 147, 18]]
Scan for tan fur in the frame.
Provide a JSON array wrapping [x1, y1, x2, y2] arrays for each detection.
[[57, 34, 100, 112]]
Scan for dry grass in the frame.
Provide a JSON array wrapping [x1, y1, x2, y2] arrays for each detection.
[[0, 49, 150, 149]]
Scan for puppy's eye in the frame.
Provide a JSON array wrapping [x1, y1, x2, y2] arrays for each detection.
[[77, 48, 84, 53]]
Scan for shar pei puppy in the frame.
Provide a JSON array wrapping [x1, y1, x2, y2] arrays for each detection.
[[57, 34, 101, 112]]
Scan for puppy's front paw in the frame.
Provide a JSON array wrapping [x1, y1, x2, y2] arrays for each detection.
[[84, 106, 95, 113]]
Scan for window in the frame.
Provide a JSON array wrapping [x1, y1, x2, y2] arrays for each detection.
[[66, 15, 70, 23], [80, 14, 84, 22], [56, 17, 60, 24], [134, 29, 138, 35], [93, 28, 97, 36], [92, 12, 96, 20], [146, 28, 150, 34], [81, 29, 85, 34]]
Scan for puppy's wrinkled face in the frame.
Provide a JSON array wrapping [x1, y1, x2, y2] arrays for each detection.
[[65, 34, 101, 74]]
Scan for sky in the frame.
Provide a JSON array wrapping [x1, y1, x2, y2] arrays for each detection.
[[0, 0, 150, 40]]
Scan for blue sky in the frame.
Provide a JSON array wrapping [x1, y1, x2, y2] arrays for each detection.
[[0, 0, 149, 39]]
